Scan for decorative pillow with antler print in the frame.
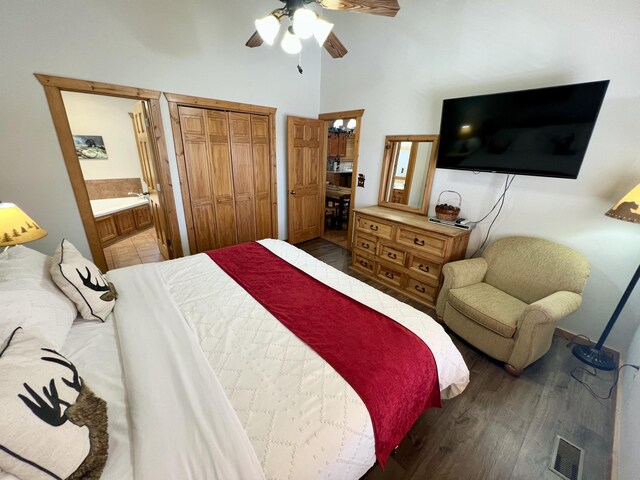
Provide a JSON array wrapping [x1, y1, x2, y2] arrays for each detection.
[[50, 240, 117, 322], [0, 328, 108, 480]]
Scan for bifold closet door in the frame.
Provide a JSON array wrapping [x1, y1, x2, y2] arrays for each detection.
[[178, 106, 237, 252], [250, 115, 272, 240], [228, 113, 257, 243]]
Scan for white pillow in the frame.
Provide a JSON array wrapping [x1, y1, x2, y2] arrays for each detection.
[[0, 245, 77, 348], [50, 240, 116, 322], [0, 328, 108, 479]]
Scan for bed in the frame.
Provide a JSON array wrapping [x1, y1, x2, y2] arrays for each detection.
[[0, 239, 469, 480]]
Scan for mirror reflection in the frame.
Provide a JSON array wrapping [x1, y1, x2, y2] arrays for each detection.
[[379, 135, 438, 215]]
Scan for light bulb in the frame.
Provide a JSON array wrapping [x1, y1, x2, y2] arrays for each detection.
[[333, 119, 344, 129], [255, 14, 280, 45], [313, 18, 334, 46], [281, 27, 302, 54], [347, 119, 357, 130], [293, 8, 317, 40]]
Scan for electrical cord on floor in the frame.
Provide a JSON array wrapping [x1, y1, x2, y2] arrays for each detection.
[[470, 175, 515, 257], [570, 364, 639, 404], [565, 334, 640, 403]]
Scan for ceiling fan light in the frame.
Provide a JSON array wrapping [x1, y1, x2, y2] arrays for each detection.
[[281, 27, 302, 55], [313, 18, 334, 46], [293, 8, 317, 40], [255, 14, 280, 45], [347, 118, 357, 130]]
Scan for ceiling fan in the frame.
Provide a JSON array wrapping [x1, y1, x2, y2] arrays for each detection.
[[246, 0, 400, 62]]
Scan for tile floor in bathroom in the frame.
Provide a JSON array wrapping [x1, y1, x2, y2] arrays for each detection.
[[104, 227, 164, 270]]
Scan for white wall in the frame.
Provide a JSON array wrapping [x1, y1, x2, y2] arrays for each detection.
[[62, 92, 143, 181], [320, 0, 640, 353], [0, 0, 321, 259], [620, 319, 640, 479]]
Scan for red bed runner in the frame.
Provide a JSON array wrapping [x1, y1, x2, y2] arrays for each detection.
[[206, 242, 441, 467]]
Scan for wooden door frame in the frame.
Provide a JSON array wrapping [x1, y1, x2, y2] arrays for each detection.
[[164, 93, 278, 255], [35, 74, 183, 272], [318, 109, 365, 251]]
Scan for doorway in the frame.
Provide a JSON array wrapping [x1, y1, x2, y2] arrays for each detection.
[[318, 109, 364, 251], [61, 92, 166, 269], [36, 75, 182, 272]]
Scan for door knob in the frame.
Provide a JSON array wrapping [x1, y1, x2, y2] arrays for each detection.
[[289, 190, 296, 195]]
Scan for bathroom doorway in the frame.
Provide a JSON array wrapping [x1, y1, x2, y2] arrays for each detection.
[[62, 92, 167, 269], [37, 75, 182, 271]]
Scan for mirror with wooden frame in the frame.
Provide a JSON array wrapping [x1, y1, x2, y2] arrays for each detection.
[[378, 135, 439, 215]]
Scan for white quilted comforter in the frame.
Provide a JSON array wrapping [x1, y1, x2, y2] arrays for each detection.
[[111, 239, 469, 480]]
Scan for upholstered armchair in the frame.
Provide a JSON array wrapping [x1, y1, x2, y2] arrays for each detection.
[[436, 237, 590, 376]]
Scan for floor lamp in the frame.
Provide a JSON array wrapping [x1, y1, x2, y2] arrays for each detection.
[[0, 202, 48, 251], [573, 184, 640, 370]]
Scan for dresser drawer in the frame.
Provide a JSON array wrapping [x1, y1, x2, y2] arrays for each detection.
[[379, 244, 405, 267], [376, 264, 402, 287], [356, 215, 393, 240], [407, 253, 441, 285], [353, 253, 375, 274], [405, 276, 437, 304], [354, 233, 377, 255], [396, 226, 447, 258]]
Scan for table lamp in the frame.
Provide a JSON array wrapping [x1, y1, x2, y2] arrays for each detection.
[[572, 183, 640, 370], [0, 202, 48, 251]]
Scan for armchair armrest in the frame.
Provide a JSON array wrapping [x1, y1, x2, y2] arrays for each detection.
[[508, 291, 583, 371], [519, 290, 583, 327], [436, 257, 488, 319]]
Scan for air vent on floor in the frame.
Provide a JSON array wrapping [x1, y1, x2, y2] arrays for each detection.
[[549, 435, 584, 480]]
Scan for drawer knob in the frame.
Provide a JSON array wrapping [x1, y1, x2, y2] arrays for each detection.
[[360, 260, 369, 268], [384, 271, 394, 279], [418, 264, 430, 273], [414, 237, 425, 246], [415, 284, 426, 293], [387, 252, 397, 260], [370, 225, 379, 231], [361, 242, 370, 249]]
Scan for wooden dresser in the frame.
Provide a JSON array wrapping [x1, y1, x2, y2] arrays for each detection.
[[351, 206, 470, 308]]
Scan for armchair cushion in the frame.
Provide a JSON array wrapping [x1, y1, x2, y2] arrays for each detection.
[[448, 283, 528, 338]]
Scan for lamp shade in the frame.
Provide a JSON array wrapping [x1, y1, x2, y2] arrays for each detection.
[[292, 8, 317, 40], [281, 27, 302, 55], [605, 183, 640, 223], [0, 203, 47, 246], [313, 17, 333, 46], [255, 14, 280, 45]]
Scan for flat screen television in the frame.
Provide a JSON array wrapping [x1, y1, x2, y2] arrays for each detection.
[[436, 80, 609, 179]]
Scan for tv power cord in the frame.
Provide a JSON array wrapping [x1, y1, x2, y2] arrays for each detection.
[[470, 174, 516, 257]]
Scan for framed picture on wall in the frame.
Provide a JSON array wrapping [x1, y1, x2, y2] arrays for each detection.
[[73, 135, 108, 160]]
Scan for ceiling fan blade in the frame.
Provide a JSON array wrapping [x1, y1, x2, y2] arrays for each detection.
[[323, 31, 348, 58], [319, 0, 400, 17], [245, 31, 264, 48]]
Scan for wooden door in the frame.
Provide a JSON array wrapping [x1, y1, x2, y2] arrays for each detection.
[[328, 132, 339, 157], [178, 106, 238, 252], [338, 133, 347, 157], [205, 110, 238, 248], [132, 101, 170, 259], [251, 115, 272, 240], [229, 112, 257, 243], [287, 116, 325, 244]]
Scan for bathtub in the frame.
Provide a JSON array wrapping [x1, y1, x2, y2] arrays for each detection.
[[90, 197, 149, 218]]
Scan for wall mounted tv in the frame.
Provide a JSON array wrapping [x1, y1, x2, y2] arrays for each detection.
[[436, 80, 609, 179]]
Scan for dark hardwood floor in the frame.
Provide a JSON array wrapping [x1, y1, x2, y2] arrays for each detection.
[[297, 238, 616, 480]]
